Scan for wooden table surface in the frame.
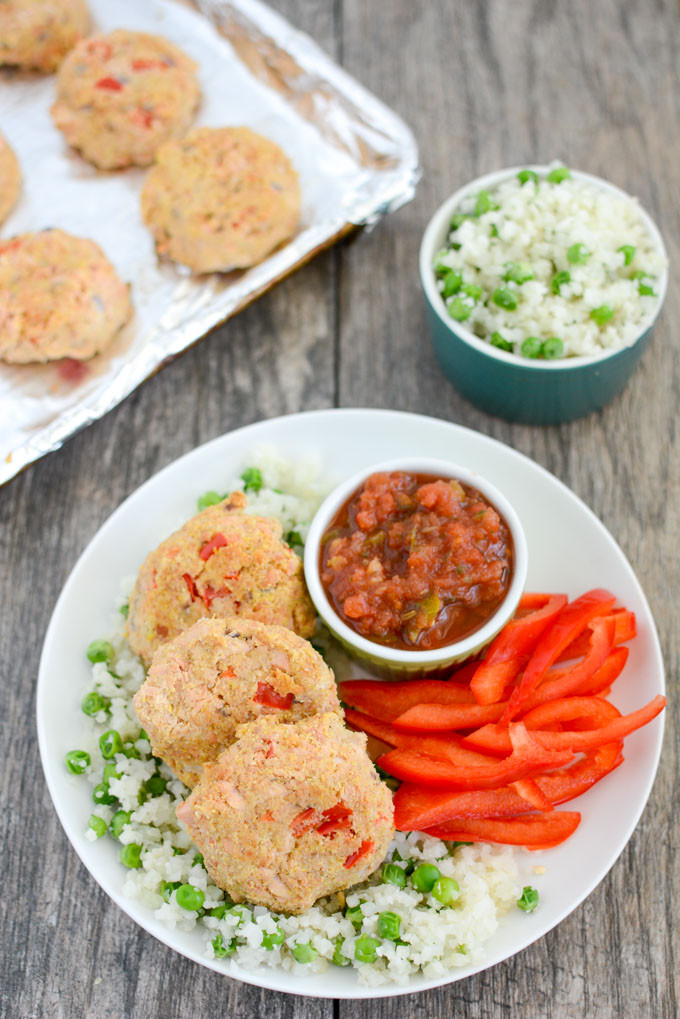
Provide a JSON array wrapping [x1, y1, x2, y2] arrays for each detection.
[[2, 0, 678, 1016]]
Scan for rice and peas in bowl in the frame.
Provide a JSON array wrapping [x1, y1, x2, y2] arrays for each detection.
[[432, 164, 667, 360], [66, 447, 531, 987]]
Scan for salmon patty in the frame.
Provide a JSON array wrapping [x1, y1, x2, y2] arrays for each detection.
[[176, 713, 395, 914], [140, 126, 300, 273], [51, 30, 200, 169], [0, 131, 21, 225], [0, 0, 88, 72], [125, 491, 316, 666], [133, 616, 340, 787], [0, 228, 131, 363]]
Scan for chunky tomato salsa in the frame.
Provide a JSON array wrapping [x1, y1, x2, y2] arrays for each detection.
[[319, 471, 513, 650]]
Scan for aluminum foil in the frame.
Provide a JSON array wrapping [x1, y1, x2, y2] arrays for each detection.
[[0, 0, 419, 486]]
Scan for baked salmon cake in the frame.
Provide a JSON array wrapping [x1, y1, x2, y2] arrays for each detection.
[[0, 228, 131, 363], [0, 0, 88, 72], [0, 131, 21, 225], [140, 126, 300, 273], [125, 491, 316, 666], [176, 713, 395, 914], [51, 30, 200, 169], [133, 616, 340, 787]]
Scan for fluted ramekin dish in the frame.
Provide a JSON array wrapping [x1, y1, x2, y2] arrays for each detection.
[[303, 457, 528, 679]]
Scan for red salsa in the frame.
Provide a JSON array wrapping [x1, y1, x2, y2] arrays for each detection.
[[319, 471, 513, 651]]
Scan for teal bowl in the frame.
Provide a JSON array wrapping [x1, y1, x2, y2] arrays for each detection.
[[419, 167, 669, 425]]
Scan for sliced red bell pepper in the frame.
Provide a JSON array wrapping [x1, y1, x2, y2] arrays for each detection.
[[470, 594, 567, 705], [378, 723, 574, 790], [521, 695, 621, 730], [338, 679, 474, 722], [512, 778, 553, 811], [556, 610, 636, 663], [522, 617, 614, 707], [343, 708, 494, 766], [423, 810, 581, 847], [531, 645, 628, 705], [465, 695, 665, 755], [392, 702, 506, 731], [500, 589, 616, 723]]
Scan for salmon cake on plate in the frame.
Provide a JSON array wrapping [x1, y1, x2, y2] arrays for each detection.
[[0, 228, 131, 363], [140, 126, 301, 273], [51, 29, 200, 169], [0, 0, 88, 72], [0, 131, 21, 225]]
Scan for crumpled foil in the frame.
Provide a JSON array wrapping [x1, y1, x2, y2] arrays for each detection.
[[0, 0, 419, 486]]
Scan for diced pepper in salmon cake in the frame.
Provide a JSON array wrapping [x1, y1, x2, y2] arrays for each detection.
[[176, 713, 395, 914], [125, 491, 316, 665], [133, 616, 340, 787]]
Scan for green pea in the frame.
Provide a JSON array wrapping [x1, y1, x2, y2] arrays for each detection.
[[517, 886, 539, 912], [432, 876, 460, 906], [541, 337, 564, 359], [492, 287, 518, 310], [474, 190, 499, 216], [99, 729, 123, 760], [411, 863, 441, 893], [345, 903, 364, 929], [448, 297, 472, 321], [93, 783, 116, 805], [291, 942, 317, 964], [567, 242, 590, 265], [240, 467, 263, 493], [521, 336, 543, 359], [462, 283, 483, 301], [212, 933, 236, 959], [120, 843, 143, 869], [449, 212, 469, 231], [137, 729, 149, 742], [617, 244, 636, 266], [119, 603, 129, 619], [546, 166, 571, 183], [639, 282, 657, 297], [102, 763, 120, 785], [262, 925, 285, 950], [193, 852, 204, 868], [382, 863, 407, 888], [441, 270, 463, 298], [354, 936, 381, 964], [490, 331, 513, 352], [110, 810, 132, 839], [144, 776, 167, 798], [175, 884, 205, 911], [225, 905, 250, 927], [197, 490, 225, 512], [86, 640, 115, 665], [81, 691, 111, 717], [65, 750, 90, 775], [433, 250, 451, 277], [551, 270, 571, 294], [160, 880, 181, 903], [517, 169, 539, 186], [590, 305, 615, 326], [88, 814, 107, 838], [377, 911, 401, 941], [503, 262, 534, 284], [285, 530, 303, 549], [209, 898, 235, 919], [331, 936, 350, 966]]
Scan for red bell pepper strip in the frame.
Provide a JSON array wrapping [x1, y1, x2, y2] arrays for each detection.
[[423, 811, 581, 847], [500, 589, 616, 723], [392, 702, 506, 732], [464, 695, 665, 755], [521, 695, 621, 730], [338, 679, 474, 723], [556, 610, 636, 663], [512, 778, 553, 811], [470, 594, 567, 705], [377, 723, 574, 790], [518, 592, 557, 611], [522, 617, 614, 706], [343, 709, 495, 766], [530, 645, 628, 706], [253, 682, 295, 710]]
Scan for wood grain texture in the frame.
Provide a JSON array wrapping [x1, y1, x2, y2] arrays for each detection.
[[1, 0, 678, 1016]]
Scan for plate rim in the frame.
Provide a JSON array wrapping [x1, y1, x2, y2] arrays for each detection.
[[35, 407, 666, 999]]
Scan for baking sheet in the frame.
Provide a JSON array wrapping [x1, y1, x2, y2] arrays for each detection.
[[0, 0, 419, 486]]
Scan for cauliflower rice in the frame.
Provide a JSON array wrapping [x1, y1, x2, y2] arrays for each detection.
[[434, 164, 666, 359], [75, 447, 523, 986]]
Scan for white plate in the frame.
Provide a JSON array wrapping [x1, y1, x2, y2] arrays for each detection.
[[36, 409, 665, 999]]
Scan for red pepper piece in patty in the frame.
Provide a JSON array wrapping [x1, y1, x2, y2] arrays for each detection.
[[95, 76, 123, 91], [253, 682, 294, 710], [199, 532, 227, 560], [290, 808, 319, 837], [183, 573, 197, 600], [317, 802, 353, 836], [344, 839, 374, 868]]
